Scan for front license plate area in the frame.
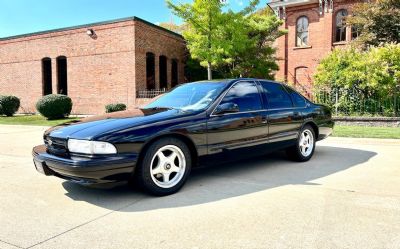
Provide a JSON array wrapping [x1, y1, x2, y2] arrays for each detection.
[[33, 159, 53, 176]]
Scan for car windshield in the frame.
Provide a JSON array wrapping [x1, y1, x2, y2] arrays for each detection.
[[144, 82, 227, 111]]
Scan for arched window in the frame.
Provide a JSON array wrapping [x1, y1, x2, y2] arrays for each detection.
[[56, 56, 68, 95], [296, 16, 309, 47], [146, 52, 156, 90], [171, 59, 178, 87], [335, 9, 348, 42], [159, 55, 168, 89], [41, 57, 52, 96]]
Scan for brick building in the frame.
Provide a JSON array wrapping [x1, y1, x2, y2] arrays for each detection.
[[0, 17, 186, 114], [268, 0, 363, 95]]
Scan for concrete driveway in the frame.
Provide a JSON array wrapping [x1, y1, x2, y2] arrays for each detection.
[[0, 125, 399, 249]]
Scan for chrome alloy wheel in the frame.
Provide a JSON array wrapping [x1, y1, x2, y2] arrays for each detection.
[[150, 145, 186, 188], [299, 129, 314, 157]]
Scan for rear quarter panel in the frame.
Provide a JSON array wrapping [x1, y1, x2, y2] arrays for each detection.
[[310, 103, 334, 140]]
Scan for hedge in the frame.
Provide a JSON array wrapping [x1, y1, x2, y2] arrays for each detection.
[[36, 94, 72, 119], [0, 95, 20, 116], [105, 103, 127, 113]]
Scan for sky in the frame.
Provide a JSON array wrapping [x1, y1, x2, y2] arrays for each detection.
[[0, 0, 267, 38]]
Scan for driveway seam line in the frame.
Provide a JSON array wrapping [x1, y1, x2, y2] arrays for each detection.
[[0, 239, 24, 249], [0, 154, 32, 158], [26, 198, 144, 249]]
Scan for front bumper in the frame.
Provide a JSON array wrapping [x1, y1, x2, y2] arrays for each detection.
[[32, 145, 138, 185]]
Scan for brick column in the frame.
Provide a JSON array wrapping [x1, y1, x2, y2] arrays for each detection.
[[167, 57, 172, 89], [154, 55, 159, 89], [136, 51, 147, 91], [323, 12, 334, 51], [179, 60, 185, 84], [51, 58, 57, 94]]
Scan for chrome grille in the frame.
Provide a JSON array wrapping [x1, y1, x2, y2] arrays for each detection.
[[44, 136, 68, 157]]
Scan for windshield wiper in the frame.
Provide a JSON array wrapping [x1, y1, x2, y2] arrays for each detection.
[[143, 106, 180, 111]]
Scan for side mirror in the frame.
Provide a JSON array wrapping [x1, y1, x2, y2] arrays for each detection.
[[214, 102, 240, 115]]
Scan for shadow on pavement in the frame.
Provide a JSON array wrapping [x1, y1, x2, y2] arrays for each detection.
[[62, 145, 376, 212]]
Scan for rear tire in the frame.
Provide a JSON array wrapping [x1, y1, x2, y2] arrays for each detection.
[[286, 124, 316, 162], [135, 137, 192, 196]]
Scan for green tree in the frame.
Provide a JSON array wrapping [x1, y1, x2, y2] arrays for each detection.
[[167, 0, 229, 80], [167, 0, 284, 80], [226, 7, 286, 78], [347, 0, 400, 48]]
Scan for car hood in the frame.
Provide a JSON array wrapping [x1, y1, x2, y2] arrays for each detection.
[[46, 108, 189, 140]]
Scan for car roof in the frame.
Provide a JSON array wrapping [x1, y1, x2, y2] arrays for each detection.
[[188, 78, 282, 85]]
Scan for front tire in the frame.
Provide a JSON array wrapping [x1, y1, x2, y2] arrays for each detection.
[[286, 125, 316, 162], [135, 137, 192, 196]]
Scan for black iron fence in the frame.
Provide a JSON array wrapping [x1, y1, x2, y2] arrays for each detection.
[[136, 89, 168, 99], [311, 88, 400, 117]]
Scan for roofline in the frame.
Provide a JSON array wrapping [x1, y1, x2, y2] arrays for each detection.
[[0, 16, 183, 42], [267, 0, 319, 8]]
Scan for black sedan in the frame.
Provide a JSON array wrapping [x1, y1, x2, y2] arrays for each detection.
[[33, 79, 333, 195]]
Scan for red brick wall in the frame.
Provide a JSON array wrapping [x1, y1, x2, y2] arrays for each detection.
[[273, 0, 361, 94], [0, 18, 185, 114], [134, 21, 186, 92]]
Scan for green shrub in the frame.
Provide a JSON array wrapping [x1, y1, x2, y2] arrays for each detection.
[[0, 95, 20, 116], [105, 103, 127, 113], [314, 43, 400, 116], [36, 94, 72, 119]]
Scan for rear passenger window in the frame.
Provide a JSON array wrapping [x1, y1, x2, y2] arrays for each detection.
[[219, 81, 262, 112], [285, 86, 307, 107], [260, 81, 293, 109]]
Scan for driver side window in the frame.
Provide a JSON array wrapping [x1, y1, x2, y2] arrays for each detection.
[[219, 81, 262, 112]]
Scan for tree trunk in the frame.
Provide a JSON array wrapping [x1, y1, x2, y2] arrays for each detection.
[[207, 61, 212, 80]]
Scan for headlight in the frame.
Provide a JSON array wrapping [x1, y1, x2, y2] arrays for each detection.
[[67, 139, 117, 154]]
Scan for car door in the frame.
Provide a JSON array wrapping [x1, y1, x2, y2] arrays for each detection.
[[206, 80, 268, 160], [259, 81, 303, 144]]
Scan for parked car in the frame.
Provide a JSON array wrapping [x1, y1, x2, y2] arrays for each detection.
[[32, 79, 334, 195]]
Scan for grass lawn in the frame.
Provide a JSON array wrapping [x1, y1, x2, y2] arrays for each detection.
[[0, 115, 80, 126], [333, 125, 400, 139]]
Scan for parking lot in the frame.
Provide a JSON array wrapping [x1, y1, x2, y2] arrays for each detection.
[[0, 125, 399, 249]]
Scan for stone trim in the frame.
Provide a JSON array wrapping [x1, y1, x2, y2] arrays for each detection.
[[333, 117, 400, 122]]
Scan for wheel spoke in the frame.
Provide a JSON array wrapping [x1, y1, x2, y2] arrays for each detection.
[[157, 151, 167, 164], [152, 165, 162, 175], [171, 165, 180, 173], [168, 152, 177, 163], [300, 133, 307, 145], [162, 172, 170, 183]]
